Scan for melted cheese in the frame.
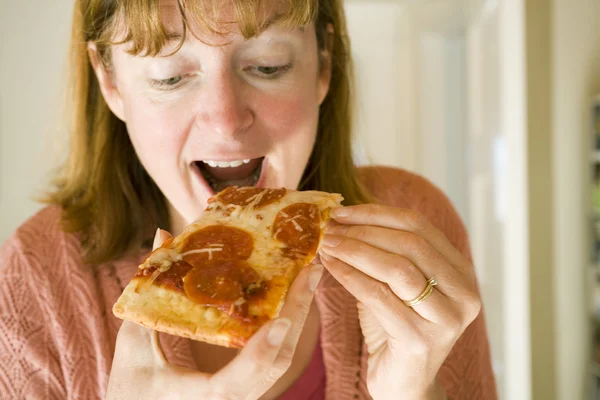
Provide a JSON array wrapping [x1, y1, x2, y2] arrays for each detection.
[[163, 190, 343, 281], [181, 247, 224, 261]]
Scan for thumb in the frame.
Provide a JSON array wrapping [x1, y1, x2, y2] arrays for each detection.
[[113, 228, 174, 368], [113, 320, 167, 368], [153, 228, 173, 250]]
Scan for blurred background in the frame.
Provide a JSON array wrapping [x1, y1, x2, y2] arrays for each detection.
[[1, 0, 599, 398]]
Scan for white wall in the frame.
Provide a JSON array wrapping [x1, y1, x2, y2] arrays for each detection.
[[0, 0, 73, 242], [551, 0, 600, 398]]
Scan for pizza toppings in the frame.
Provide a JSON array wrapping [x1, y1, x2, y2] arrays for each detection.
[[146, 247, 183, 269], [183, 260, 264, 311], [214, 187, 287, 208], [272, 203, 321, 259], [182, 225, 253, 266], [116, 187, 344, 346], [135, 260, 194, 292]]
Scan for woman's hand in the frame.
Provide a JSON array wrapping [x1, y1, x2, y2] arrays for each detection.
[[320, 205, 481, 400], [106, 229, 324, 400]]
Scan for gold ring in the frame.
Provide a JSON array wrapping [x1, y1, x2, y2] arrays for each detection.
[[403, 278, 438, 307]]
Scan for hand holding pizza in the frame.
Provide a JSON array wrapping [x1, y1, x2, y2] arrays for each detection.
[[320, 205, 482, 400], [106, 228, 324, 400]]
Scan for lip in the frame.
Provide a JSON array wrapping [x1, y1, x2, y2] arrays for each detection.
[[256, 157, 268, 188], [189, 156, 269, 194], [195, 155, 263, 163], [190, 162, 216, 197]]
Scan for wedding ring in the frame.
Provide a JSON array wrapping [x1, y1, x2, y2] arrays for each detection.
[[403, 278, 438, 307]]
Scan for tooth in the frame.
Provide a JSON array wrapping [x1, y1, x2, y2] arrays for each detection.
[[205, 160, 218, 167], [217, 161, 231, 168], [243, 159, 250, 164], [230, 160, 243, 167]]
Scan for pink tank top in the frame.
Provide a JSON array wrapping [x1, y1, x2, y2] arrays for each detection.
[[278, 332, 326, 400]]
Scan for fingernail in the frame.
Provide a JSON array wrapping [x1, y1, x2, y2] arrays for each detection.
[[319, 249, 331, 261], [330, 207, 348, 218], [152, 228, 162, 249], [325, 223, 347, 235], [321, 234, 342, 247], [267, 318, 291, 346], [308, 264, 324, 292]]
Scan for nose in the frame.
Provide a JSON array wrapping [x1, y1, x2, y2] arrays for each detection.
[[195, 70, 253, 138]]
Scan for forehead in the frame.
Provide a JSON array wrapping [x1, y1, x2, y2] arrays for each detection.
[[158, 0, 301, 37], [109, 0, 315, 55]]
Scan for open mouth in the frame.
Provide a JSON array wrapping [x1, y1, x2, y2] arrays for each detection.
[[194, 157, 264, 193]]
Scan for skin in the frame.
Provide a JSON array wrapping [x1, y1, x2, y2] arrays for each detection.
[[94, 2, 482, 399], [91, 1, 331, 235], [92, 2, 332, 398]]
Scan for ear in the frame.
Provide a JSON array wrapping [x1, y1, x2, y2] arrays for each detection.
[[317, 24, 334, 106], [87, 42, 126, 121]]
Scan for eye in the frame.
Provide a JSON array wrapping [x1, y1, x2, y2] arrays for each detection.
[[160, 76, 182, 85], [257, 66, 280, 75], [149, 75, 183, 90], [250, 64, 293, 79]]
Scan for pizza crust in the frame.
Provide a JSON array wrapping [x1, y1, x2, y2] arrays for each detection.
[[113, 188, 343, 348], [114, 279, 255, 348]]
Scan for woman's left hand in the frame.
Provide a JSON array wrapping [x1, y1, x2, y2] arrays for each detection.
[[320, 204, 482, 400]]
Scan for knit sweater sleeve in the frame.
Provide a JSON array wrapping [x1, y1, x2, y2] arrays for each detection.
[[0, 233, 66, 400], [358, 166, 498, 400]]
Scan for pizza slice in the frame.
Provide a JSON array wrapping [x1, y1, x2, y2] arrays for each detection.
[[113, 186, 344, 348]]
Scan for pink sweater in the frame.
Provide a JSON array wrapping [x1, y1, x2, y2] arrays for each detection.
[[0, 167, 497, 399]]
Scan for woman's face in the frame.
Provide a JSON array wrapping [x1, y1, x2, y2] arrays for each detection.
[[92, 1, 331, 232]]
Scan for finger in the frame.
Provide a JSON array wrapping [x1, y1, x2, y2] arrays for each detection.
[[211, 317, 292, 399], [330, 205, 470, 273], [153, 228, 173, 250], [322, 227, 465, 298], [212, 263, 323, 397], [318, 251, 431, 333], [114, 321, 168, 368], [320, 235, 430, 301], [319, 249, 453, 326], [138, 228, 175, 364], [150, 330, 168, 365], [271, 263, 323, 369]]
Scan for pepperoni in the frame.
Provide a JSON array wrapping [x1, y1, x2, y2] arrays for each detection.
[[136, 260, 194, 291], [214, 187, 287, 208], [183, 260, 263, 308], [182, 225, 253, 266], [272, 203, 321, 259]]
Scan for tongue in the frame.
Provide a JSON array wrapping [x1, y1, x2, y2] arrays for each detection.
[[203, 158, 261, 180]]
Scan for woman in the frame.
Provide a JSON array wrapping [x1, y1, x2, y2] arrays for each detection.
[[0, 0, 497, 399]]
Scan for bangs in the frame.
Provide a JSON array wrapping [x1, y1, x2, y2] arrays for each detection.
[[100, 0, 318, 57]]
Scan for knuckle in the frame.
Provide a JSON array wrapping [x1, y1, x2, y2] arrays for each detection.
[[391, 258, 422, 287], [252, 359, 285, 383], [347, 240, 370, 263], [463, 292, 482, 324], [347, 224, 369, 242], [272, 356, 293, 376], [339, 265, 357, 283], [443, 308, 464, 337], [264, 367, 287, 383], [405, 210, 429, 233], [364, 203, 381, 218], [404, 233, 430, 256], [371, 282, 394, 306]]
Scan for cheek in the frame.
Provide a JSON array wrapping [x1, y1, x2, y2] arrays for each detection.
[[122, 96, 192, 168], [258, 90, 319, 145]]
